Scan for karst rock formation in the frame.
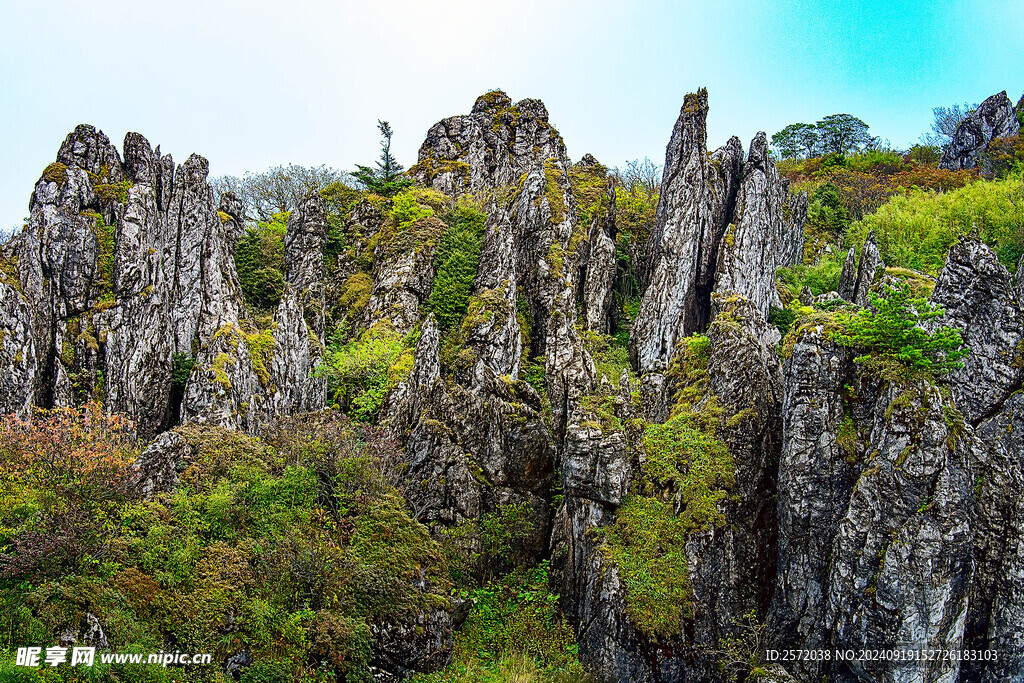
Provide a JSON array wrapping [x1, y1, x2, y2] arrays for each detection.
[[2, 88, 1023, 683]]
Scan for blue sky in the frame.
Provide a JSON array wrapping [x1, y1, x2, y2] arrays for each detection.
[[1, 0, 1021, 229]]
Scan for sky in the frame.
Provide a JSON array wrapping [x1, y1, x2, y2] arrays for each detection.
[[1, 0, 1022, 229]]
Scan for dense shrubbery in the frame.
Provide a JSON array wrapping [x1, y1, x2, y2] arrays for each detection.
[[425, 202, 488, 333], [848, 171, 1024, 273], [316, 325, 416, 421], [411, 562, 585, 683], [0, 408, 450, 682], [601, 334, 734, 638]]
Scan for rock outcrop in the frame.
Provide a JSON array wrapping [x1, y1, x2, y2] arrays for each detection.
[[0, 125, 325, 436], [630, 90, 744, 375], [939, 90, 1021, 173], [836, 230, 883, 306], [631, 92, 807, 377], [16, 88, 1024, 683]]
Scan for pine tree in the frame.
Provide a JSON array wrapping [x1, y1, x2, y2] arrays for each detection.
[[351, 120, 414, 197]]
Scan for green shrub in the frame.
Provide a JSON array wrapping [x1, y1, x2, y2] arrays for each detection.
[[316, 326, 415, 420], [412, 562, 584, 682], [807, 181, 849, 235], [832, 281, 968, 378], [601, 495, 693, 638], [848, 172, 1024, 273], [425, 202, 488, 333], [235, 213, 288, 310], [640, 413, 734, 531], [171, 352, 196, 390], [768, 306, 797, 338], [777, 248, 847, 297]]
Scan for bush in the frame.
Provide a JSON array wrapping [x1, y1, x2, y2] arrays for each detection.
[[425, 202, 488, 333], [832, 281, 968, 378], [412, 562, 585, 682], [316, 326, 415, 420], [1, 412, 449, 683], [602, 495, 693, 638], [235, 213, 288, 310], [848, 172, 1024, 273]]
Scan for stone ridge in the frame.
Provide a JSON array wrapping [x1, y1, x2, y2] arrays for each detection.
[[0, 124, 324, 436]]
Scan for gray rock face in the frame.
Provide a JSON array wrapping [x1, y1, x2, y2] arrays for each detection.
[[412, 90, 568, 198], [715, 133, 805, 329], [836, 232, 883, 307], [631, 90, 744, 375], [966, 391, 1024, 682], [0, 125, 323, 436], [0, 276, 37, 416], [837, 246, 858, 302], [581, 181, 618, 334], [552, 294, 784, 682], [631, 93, 807, 376], [770, 325, 856, 655], [771, 323, 975, 682], [939, 91, 1021, 172], [360, 216, 442, 336], [930, 239, 1023, 424], [386, 316, 554, 564]]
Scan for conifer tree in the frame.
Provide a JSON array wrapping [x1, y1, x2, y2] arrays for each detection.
[[351, 120, 414, 197]]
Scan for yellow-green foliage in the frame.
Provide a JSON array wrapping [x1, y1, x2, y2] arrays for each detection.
[[41, 162, 67, 185], [547, 241, 565, 279], [82, 210, 116, 302], [602, 495, 693, 638], [411, 562, 585, 683], [848, 172, 1024, 273], [614, 184, 656, 248], [243, 327, 276, 389], [316, 325, 415, 421], [583, 330, 631, 387], [640, 414, 735, 530], [602, 332, 735, 638], [569, 159, 610, 226], [94, 180, 133, 204], [837, 414, 858, 463], [210, 352, 235, 392], [0, 250, 19, 291], [542, 159, 568, 224], [460, 289, 512, 339], [0, 410, 451, 683], [339, 271, 374, 318], [377, 190, 450, 259], [408, 156, 472, 185]]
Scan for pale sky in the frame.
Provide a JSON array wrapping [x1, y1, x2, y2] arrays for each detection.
[[1, 0, 1022, 229]]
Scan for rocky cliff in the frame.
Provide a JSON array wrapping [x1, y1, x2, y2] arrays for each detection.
[[2, 89, 1023, 683], [939, 90, 1021, 174]]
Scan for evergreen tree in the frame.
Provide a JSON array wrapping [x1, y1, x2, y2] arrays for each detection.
[[351, 120, 414, 197]]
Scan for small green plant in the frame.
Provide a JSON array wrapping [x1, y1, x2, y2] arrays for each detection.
[[171, 352, 196, 390], [235, 213, 288, 310], [832, 281, 968, 378], [767, 306, 797, 338]]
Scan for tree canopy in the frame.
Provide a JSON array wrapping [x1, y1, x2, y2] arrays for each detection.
[[771, 114, 874, 159]]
